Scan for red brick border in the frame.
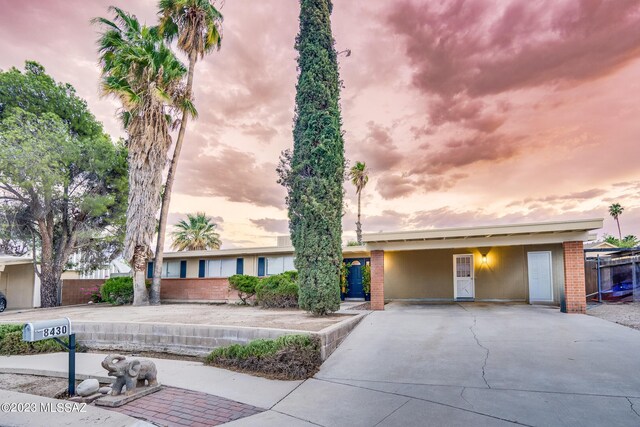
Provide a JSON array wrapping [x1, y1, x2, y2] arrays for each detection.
[[371, 250, 384, 310], [563, 241, 586, 314], [106, 386, 263, 426]]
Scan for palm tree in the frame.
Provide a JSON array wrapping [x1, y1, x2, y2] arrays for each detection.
[[349, 161, 369, 245], [171, 212, 221, 251], [151, 0, 223, 304], [609, 203, 624, 241], [94, 7, 191, 305]]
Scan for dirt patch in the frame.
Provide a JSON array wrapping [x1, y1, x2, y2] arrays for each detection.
[[0, 373, 68, 398], [0, 304, 351, 332], [588, 302, 640, 331]]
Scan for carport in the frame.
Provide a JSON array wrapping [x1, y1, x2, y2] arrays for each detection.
[[0, 255, 38, 310], [362, 219, 603, 313]]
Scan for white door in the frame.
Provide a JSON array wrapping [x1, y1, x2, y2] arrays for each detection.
[[453, 254, 474, 299], [528, 251, 553, 302]]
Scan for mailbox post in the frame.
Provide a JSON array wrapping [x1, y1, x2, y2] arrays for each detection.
[[22, 318, 76, 395]]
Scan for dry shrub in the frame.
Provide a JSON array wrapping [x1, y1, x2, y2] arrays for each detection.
[[205, 334, 321, 380]]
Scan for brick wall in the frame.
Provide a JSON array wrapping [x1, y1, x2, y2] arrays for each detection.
[[62, 279, 105, 305], [160, 278, 234, 302], [563, 241, 586, 314], [62, 278, 237, 305], [371, 250, 385, 310]]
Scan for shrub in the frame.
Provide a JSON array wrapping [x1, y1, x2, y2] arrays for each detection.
[[362, 264, 371, 294], [101, 277, 134, 305], [255, 271, 298, 308], [0, 324, 75, 356], [205, 334, 321, 380], [80, 286, 102, 303], [340, 262, 351, 294], [228, 275, 259, 305]]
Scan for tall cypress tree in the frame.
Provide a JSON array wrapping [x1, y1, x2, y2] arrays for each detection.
[[286, 0, 344, 315]]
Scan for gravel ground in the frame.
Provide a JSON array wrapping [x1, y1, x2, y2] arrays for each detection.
[[0, 304, 351, 331], [587, 301, 640, 331], [0, 373, 68, 398]]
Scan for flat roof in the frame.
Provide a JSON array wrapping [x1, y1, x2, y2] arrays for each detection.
[[0, 255, 33, 266], [163, 244, 368, 259], [362, 219, 603, 244]]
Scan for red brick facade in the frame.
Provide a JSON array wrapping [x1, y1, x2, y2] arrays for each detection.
[[371, 250, 385, 310], [62, 278, 236, 304], [61, 279, 105, 305], [160, 278, 233, 302], [563, 241, 586, 314]]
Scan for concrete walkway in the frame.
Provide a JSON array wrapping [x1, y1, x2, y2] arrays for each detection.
[[0, 353, 301, 410], [230, 303, 640, 426]]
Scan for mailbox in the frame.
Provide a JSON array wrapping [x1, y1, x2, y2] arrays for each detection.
[[22, 318, 72, 342]]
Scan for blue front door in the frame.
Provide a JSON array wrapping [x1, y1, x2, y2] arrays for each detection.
[[345, 258, 369, 299]]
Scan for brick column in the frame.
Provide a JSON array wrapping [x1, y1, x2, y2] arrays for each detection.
[[371, 250, 385, 310], [563, 241, 586, 314]]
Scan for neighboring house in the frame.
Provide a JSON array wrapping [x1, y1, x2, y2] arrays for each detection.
[[584, 241, 619, 259], [0, 255, 39, 310], [64, 253, 132, 280], [154, 218, 602, 313]]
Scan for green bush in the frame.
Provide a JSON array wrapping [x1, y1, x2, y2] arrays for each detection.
[[228, 274, 259, 305], [101, 277, 134, 305], [205, 334, 321, 380], [362, 264, 371, 294], [0, 324, 74, 356], [255, 271, 298, 308]]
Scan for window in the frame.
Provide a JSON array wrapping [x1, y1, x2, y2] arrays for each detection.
[[266, 256, 295, 275], [206, 258, 236, 277], [162, 261, 181, 278]]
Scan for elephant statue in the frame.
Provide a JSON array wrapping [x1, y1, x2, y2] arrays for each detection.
[[101, 354, 158, 396]]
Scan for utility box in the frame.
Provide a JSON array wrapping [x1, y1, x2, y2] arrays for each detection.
[[22, 318, 71, 342]]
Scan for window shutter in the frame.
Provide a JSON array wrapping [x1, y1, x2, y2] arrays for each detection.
[[147, 262, 154, 279], [198, 260, 206, 278], [180, 260, 187, 278], [236, 258, 244, 275], [258, 257, 265, 276]]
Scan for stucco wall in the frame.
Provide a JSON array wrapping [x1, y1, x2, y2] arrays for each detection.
[[0, 263, 35, 309], [384, 244, 564, 302]]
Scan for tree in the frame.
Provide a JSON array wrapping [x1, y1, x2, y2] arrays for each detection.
[[608, 203, 624, 241], [151, 0, 223, 304], [348, 161, 369, 245], [604, 234, 638, 248], [0, 202, 33, 256], [279, 0, 345, 315], [0, 62, 127, 307], [170, 212, 221, 251], [95, 7, 190, 306]]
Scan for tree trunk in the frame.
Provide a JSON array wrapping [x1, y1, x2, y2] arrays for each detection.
[[617, 218, 622, 241], [132, 244, 150, 306], [356, 191, 362, 245], [37, 218, 58, 308], [150, 52, 198, 305], [39, 262, 59, 308]]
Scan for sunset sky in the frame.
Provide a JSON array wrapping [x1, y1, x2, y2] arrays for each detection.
[[1, 0, 639, 248]]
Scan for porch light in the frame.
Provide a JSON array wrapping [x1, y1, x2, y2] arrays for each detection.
[[351, 260, 361, 266], [481, 254, 488, 264]]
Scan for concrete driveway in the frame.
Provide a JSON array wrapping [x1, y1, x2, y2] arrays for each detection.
[[231, 302, 640, 426]]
